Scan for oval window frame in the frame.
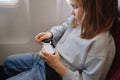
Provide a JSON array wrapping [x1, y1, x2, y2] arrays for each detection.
[[0, 0, 20, 8]]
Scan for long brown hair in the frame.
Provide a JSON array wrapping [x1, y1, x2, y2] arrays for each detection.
[[72, 0, 118, 39]]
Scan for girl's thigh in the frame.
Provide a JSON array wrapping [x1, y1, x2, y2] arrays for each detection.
[[4, 52, 40, 75]]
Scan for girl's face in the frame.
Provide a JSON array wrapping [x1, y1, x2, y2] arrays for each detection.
[[66, 0, 83, 23]]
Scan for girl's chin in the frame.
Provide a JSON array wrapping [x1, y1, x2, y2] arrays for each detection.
[[75, 18, 79, 22]]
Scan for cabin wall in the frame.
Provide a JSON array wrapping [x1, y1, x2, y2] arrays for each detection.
[[0, 0, 70, 64]]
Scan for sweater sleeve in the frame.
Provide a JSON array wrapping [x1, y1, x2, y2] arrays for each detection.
[[62, 33, 115, 80], [62, 57, 108, 80], [49, 16, 74, 44]]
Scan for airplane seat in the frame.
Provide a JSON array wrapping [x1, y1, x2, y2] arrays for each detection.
[[0, 1, 120, 80], [105, 1, 120, 79], [105, 20, 120, 80]]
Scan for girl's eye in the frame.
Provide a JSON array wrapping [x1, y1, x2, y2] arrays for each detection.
[[71, 4, 78, 9]]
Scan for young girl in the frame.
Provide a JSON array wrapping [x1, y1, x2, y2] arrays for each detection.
[[4, 0, 118, 80]]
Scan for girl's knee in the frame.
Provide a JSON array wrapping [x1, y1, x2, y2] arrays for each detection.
[[4, 55, 16, 67]]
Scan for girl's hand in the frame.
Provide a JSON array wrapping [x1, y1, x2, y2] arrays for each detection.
[[39, 49, 67, 76], [35, 32, 52, 44]]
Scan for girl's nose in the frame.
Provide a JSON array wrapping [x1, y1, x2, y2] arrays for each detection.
[[71, 10, 75, 16]]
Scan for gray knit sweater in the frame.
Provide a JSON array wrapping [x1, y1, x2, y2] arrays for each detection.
[[50, 16, 115, 80]]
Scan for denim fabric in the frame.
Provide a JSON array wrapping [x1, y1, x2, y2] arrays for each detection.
[[3, 52, 46, 80]]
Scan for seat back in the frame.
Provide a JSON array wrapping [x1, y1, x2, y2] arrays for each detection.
[[106, 19, 120, 80]]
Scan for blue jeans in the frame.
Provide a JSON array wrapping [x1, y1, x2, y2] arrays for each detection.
[[3, 52, 46, 80]]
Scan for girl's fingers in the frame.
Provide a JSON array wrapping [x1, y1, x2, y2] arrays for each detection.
[[35, 33, 46, 42], [35, 32, 52, 44], [54, 50, 59, 55], [40, 51, 47, 60], [35, 33, 45, 39], [35, 33, 43, 40], [41, 48, 50, 58]]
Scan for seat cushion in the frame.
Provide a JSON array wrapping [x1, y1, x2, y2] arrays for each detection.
[[0, 65, 6, 80], [106, 19, 120, 80]]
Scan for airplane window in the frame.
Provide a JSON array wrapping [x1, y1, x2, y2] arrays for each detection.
[[0, 0, 19, 7]]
